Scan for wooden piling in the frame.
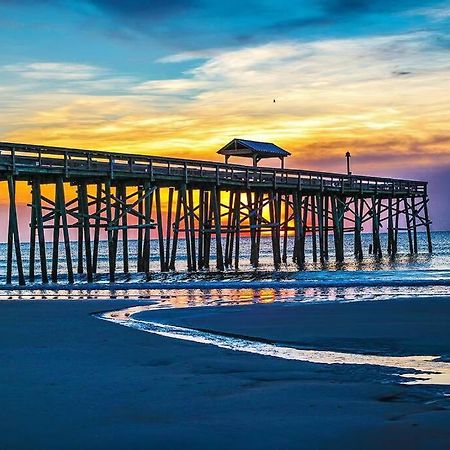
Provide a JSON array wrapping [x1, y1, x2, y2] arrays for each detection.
[[234, 191, 241, 270], [354, 196, 363, 259], [29, 182, 37, 282], [411, 196, 418, 254], [423, 191, 432, 253], [169, 188, 182, 271], [155, 187, 167, 272], [211, 187, 224, 271], [92, 182, 102, 274], [316, 194, 325, 262], [79, 183, 93, 282], [403, 197, 414, 254], [166, 187, 174, 268], [7, 176, 25, 285], [56, 178, 74, 283], [311, 195, 317, 263]]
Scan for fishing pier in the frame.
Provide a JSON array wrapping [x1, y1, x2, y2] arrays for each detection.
[[0, 140, 432, 285]]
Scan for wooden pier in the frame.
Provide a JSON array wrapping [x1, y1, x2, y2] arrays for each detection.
[[0, 141, 432, 285]]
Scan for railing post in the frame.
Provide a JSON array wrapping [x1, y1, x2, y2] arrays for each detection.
[[11, 146, 16, 174], [109, 155, 114, 179]]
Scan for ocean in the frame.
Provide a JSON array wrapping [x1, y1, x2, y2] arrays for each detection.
[[1, 230, 449, 303]]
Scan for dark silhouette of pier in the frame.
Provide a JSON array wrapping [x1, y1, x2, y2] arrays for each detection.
[[0, 141, 432, 285]]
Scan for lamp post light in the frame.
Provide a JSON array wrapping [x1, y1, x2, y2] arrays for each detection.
[[346, 151, 351, 175]]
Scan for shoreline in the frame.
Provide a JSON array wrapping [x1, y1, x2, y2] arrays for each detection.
[[100, 297, 450, 386]]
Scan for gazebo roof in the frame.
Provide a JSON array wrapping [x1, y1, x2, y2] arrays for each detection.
[[217, 138, 291, 159]]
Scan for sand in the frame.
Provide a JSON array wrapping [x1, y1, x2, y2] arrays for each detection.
[[1, 297, 449, 449]]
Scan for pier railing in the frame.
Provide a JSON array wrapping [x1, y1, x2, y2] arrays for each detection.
[[0, 142, 426, 196]]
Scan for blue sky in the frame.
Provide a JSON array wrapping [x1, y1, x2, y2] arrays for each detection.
[[2, 0, 449, 78]]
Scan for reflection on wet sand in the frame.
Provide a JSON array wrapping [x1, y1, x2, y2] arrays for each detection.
[[99, 303, 450, 386]]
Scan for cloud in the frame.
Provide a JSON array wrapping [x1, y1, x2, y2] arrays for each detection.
[[157, 49, 222, 63], [3, 62, 104, 81], [2, 32, 450, 176], [406, 4, 450, 21], [132, 78, 213, 94]]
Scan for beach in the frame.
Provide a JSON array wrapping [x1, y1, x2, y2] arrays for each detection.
[[1, 297, 449, 449]]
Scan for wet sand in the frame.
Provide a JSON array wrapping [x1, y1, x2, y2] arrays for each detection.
[[0, 297, 449, 449]]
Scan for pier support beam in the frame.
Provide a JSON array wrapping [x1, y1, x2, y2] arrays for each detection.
[[7, 176, 25, 286]]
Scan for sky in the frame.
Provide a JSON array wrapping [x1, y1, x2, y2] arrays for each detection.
[[1, 0, 450, 229]]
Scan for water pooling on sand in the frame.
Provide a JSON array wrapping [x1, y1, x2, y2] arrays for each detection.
[[98, 303, 450, 386]]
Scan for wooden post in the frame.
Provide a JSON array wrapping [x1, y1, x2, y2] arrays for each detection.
[[204, 191, 212, 269], [105, 180, 115, 281], [111, 186, 120, 275], [198, 188, 205, 269], [137, 186, 144, 272], [269, 191, 281, 269], [79, 183, 93, 282], [227, 193, 236, 268], [180, 186, 192, 271], [211, 187, 224, 271], [331, 196, 344, 262], [411, 196, 418, 254], [92, 182, 102, 274], [7, 176, 25, 285], [52, 182, 62, 283], [316, 194, 325, 263], [29, 181, 37, 283], [34, 180, 48, 283], [292, 191, 303, 265], [311, 195, 317, 263], [6, 209, 13, 284], [301, 195, 309, 263], [275, 192, 282, 267], [169, 188, 182, 271], [77, 186, 83, 274], [224, 191, 234, 268], [188, 188, 197, 271], [387, 196, 394, 256], [166, 187, 174, 268], [142, 182, 152, 276], [423, 191, 432, 253], [323, 195, 329, 259], [403, 197, 414, 254], [234, 190, 241, 270], [247, 192, 256, 267], [255, 193, 263, 266], [393, 197, 400, 255], [155, 187, 167, 271], [120, 184, 129, 273], [282, 194, 289, 264], [354, 196, 363, 259], [56, 178, 74, 283], [372, 197, 382, 258]]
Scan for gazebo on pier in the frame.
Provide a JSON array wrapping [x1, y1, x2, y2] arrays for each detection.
[[217, 138, 291, 168]]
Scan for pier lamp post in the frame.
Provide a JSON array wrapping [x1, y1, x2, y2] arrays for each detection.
[[346, 151, 352, 175]]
